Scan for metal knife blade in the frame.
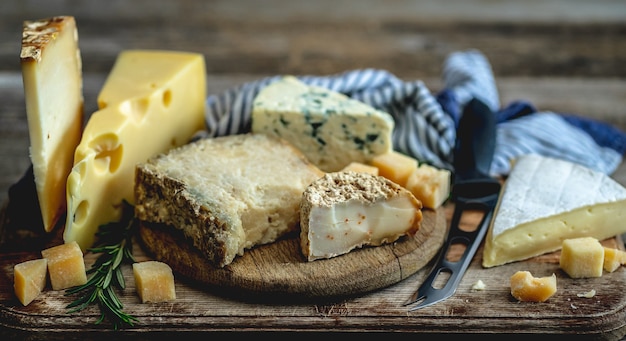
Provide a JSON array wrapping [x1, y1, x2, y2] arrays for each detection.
[[405, 98, 501, 310]]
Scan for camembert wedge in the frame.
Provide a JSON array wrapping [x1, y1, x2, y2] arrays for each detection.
[[64, 50, 206, 251], [252, 76, 394, 172], [300, 171, 422, 261], [483, 154, 626, 268], [21, 16, 84, 232]]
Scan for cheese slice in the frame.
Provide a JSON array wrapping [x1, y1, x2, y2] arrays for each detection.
[[482, 154, 626, 268], [64, 50, 206, 250], [251, 76, 394, 172], [21, 16, 84, 232], [300, 171, 422, 261]]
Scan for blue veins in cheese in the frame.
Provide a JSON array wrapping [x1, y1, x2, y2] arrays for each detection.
[[64, 50, 206, 251], [251, 76, 395, 172], [482, 154, 626, 268]]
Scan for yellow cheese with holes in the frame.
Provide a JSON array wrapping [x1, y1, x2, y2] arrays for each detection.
[[21, 16, 84, 232], [510, 271, 557, 302], [64, 50, 206, 251], [370, 151, 418, 187], [560, 237, 604, 278], [14, 258, 48, 306], [41, 241, 87, 290], [603, 247, 626, 273], [133, 261, 176, 303]]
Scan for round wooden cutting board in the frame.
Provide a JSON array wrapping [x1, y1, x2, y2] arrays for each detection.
[[138, 208, 447, 299]]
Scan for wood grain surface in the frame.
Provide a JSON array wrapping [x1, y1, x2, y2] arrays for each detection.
[[1, 0, 626, 339]]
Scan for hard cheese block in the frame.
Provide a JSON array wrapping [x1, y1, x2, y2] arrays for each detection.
[[64, 50, 206, 251], [13, 258, 48, 306], [483, 154, 626, 268], [251, 76, 394, 172], [20, 16, 84, 232], [300, 171, 422, 261]]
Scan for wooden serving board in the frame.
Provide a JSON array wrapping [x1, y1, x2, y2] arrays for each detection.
[[137, 208, 446, 299]]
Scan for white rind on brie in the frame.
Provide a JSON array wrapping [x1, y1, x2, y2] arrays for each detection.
[[482, 154, 626, 268]]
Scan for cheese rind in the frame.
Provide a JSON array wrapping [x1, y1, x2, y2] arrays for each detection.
[[14, 258, 48, 306], [251, 76, 394, 172], [64, 50, 206, 250], [300, 171, 422, 261], [483, 154, 626, 268], [21, 16, 84, 232]]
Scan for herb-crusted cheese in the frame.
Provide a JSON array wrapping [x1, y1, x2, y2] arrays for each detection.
[[251, 76, 394, 172]]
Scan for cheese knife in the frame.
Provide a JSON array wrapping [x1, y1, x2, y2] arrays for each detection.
[[405, 98, 501, 310]]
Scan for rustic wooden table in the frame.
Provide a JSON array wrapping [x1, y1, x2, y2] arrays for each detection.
[[1, 1, 625, 339]]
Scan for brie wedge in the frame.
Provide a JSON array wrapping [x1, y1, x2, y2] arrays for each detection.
[[482, 154, 626, 268], [300, 171, 422, 261]]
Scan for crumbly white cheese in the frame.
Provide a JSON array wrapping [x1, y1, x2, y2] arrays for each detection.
[[482, 154, 626, 268], [251, 76, 394, 172]]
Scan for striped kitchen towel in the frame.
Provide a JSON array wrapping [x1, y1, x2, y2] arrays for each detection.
[[201, 49, 626, 177]]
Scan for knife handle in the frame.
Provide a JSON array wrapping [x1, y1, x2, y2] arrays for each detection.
[[454, 98, 496, 182]]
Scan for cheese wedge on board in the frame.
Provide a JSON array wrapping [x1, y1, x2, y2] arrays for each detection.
[[482, 154, 626, 268], [251, 76, 394, 172], [300, 171, 422, 261], [20, 16, 84, 232], [64, 50, 206, 251]]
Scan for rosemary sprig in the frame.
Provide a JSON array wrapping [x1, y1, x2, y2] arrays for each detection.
[[65, 201, 139, 329]]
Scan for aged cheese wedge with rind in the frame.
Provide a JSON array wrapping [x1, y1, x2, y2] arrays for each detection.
[[251, 76, 394, 172], [64, 50, 206, 251], [483, 154, 626, 268], [20, 16, 84, 232], [300, 171, 422, 261]]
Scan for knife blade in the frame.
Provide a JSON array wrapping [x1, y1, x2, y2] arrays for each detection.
[[405, 98, 501, 310]]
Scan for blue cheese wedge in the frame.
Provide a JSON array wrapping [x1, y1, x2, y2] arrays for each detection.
[[300, 171, 422, 261], [251, 76, 394, 172], [482, 154, 626, 268]]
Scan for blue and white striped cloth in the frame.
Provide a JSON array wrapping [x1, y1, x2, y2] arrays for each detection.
[[202, 49, 626, 178]]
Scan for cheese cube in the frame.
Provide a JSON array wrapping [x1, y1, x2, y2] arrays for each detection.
[[603, 247, 626, 273], [341, 162, 379, 176], [133, 261, 176, 303], [405, 164, 451, 209], [559, 237, 604, 278], [14, 258, 48, 306], [41, 241, 87, 290], [510, 271, 557, 302], [370, 151, 418, 187]]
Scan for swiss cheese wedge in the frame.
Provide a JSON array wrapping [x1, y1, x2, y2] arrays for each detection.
[[64, 50, 206, 250], [20, 16, 84, 232], [483, 154, 626, 268]]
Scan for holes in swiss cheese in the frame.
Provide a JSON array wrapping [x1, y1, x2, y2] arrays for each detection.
[[88, 133, 123, 174]]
